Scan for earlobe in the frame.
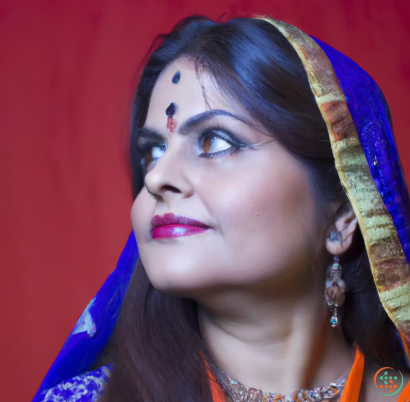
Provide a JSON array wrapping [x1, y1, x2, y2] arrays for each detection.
[[326, 211, 358, 256]]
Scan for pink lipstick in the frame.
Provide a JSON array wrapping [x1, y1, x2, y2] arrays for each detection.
[[151, 213, 210, 239]]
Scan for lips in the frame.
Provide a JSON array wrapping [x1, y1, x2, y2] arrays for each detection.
[[150, 213, 210, 239]]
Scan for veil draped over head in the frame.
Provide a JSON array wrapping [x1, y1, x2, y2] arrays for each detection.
[[33, 17, 410, 401]]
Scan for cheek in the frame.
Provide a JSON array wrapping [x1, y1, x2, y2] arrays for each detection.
[[129, 152, 318, 294], [131, 189, 152, 243], [207, 159, 317, 285]]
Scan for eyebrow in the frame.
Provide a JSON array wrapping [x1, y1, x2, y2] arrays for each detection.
[[135, 109, 252, 141]]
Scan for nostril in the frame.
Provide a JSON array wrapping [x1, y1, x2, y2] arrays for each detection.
[[161, 184, 182, 193]]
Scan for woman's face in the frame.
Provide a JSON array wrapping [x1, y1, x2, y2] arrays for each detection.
[[131, 58, 320, 297]]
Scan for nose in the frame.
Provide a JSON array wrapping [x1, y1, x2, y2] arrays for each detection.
[[143, 141, 194, 202]]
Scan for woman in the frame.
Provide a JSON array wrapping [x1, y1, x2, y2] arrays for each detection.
[[33, 14, 410, 402]]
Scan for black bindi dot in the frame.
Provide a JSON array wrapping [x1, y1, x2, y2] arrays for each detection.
[[165, 102, 177, 116], [172, 71, 181, 84]]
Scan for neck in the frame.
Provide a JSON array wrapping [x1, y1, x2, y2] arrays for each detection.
[[197, 285, 356, 395]]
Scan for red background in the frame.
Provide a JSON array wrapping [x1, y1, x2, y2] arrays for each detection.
[[1, 1, 409, 401]]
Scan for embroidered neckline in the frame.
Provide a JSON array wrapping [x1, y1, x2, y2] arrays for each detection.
[[221, 371, 348, 402]]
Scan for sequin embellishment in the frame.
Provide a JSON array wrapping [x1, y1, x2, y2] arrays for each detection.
[[222, 372, 347, 402]]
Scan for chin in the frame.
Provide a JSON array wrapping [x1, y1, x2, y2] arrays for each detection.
[[148, 277, 199, 297], [145, 265, 195, 294], [144, 264, 220, 298]]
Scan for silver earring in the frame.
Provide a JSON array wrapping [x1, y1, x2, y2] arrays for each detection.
[[328, 230, 343, 243], [325, 255, 346, 327]]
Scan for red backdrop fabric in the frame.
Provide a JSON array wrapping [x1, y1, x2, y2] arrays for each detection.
[[1, 1, 409, 401]]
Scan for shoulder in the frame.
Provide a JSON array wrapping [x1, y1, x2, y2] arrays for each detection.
[[40, 365, 111, 402]]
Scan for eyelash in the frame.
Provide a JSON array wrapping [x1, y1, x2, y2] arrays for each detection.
[[136, 128, 249, 159], [199, 128, 249, 157]]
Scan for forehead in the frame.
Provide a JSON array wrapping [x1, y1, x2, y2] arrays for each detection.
[[145, 58, 234, 126]]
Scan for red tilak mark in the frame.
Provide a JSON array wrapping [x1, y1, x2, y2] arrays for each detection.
[[167, 116, 176, 132]]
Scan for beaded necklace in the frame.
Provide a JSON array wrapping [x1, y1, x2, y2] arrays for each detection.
[[221, 372, 347, 402], [207, 345, 365, 402]]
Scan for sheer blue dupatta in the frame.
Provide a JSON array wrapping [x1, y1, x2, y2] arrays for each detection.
[[32, 232, 138, 402]]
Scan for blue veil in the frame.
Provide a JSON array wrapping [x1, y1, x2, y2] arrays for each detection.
[[33, 232, 138, 401]]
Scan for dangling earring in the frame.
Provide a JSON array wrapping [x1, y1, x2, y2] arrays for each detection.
[[325, 255, 346, 327]]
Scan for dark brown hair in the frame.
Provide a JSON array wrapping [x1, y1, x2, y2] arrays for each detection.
[[99, 15, 409, 402]]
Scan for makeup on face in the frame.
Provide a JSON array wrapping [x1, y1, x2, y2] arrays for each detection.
[[137, 68, 276, 177], [150, 213, 211, 239], [131, 59, 317, 297], [172, 70, 181, 84], [152, 225, 210, 239], [137, 109, 275, 171], [164, 70, 181, 133], [166, 102, 177, 132]]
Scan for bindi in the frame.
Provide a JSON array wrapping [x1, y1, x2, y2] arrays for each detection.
[[165, 71, 181, 132], [172, 70, 181, 84], [165, 102, 177, 132]]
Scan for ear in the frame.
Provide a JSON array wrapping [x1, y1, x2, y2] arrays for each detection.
[[326, 207, 358, 256]]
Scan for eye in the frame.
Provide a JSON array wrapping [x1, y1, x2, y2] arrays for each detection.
[[200, 129, 247, 157], [203, 133, 232, 153], [151, 144, 166, 160], [136, 128, 248, 176], [141, 143, 167, 173]]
